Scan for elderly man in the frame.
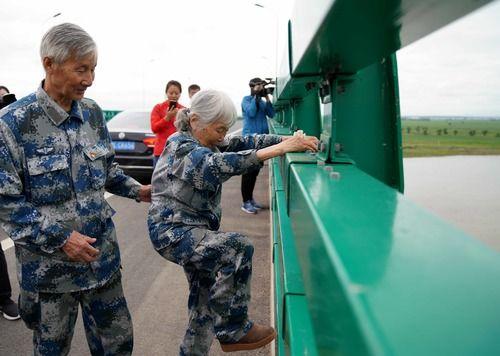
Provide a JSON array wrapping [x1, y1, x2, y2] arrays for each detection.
[[0, 23, 150, 355]]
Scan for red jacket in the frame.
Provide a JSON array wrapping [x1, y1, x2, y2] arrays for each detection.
[[150, 101, 185, 156]]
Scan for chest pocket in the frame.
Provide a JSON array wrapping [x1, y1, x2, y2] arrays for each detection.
[[27, 154, 72, 205], [83, 144, 109, 190]]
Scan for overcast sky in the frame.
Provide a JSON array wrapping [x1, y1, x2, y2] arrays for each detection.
[[1, 0, 499, 117]]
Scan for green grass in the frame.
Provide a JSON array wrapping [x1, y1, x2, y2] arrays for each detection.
[[401, 119, 500, 157]]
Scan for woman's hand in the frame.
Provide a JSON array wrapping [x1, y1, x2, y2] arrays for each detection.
[[256, 134, 319, 161], [280, 134, 319, 154], [165, 108, 178, 121]]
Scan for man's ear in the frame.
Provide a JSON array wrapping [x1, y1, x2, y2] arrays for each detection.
[[42, 57, 55, 73]]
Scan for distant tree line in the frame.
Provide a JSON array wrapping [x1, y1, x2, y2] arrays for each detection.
[[402, 126, 499, 138]]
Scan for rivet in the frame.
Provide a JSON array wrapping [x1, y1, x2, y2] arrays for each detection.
[[330, 172, 341, 180]]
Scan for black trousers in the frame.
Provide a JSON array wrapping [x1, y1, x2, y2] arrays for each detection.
[[241, 168, 260, 202], [0, 247, 12, 303]]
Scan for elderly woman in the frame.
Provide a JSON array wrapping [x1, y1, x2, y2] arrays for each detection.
[[148, 89, 318, 354]]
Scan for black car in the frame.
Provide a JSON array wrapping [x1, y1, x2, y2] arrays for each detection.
[[107, 111, 155, 182]]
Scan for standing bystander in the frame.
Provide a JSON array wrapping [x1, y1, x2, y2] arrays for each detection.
[[0, 85, 20, 321], [188, 84, 201, 99], [150, 80, 185, 167], [240, 77, 275, 214]]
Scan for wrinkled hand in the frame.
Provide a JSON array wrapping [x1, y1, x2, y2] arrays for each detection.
[[62, 231, 100, 262], [280, 134, 319, 154], [138, 184, 152, 202]]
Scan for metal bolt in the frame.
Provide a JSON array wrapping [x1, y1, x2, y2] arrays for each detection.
[[317, 160, 325, 166], [324, 166, 333, 172], [330, 171, 341, 180]]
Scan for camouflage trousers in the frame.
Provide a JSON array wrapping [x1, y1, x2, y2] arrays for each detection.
[[18, 270, 133, 356], [158, 227, 254, 356]]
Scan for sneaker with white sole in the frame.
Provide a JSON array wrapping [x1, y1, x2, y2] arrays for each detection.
[[0, 299, 20, 321], [250, 199, 263, 210], [241, 201, 258, 214]]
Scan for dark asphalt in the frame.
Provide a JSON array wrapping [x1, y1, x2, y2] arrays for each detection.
[[0, 165, 273, 356]]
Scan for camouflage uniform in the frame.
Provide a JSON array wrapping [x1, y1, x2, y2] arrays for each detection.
[[0, 83, 141, 355], [148, 131, 281, 355]]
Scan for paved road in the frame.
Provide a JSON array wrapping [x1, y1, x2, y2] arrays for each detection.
[[0, 165, 273, 355]]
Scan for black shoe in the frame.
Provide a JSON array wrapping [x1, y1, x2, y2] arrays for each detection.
[[0, 299, 20, 320]]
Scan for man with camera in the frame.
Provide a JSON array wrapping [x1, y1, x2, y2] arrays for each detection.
[[240, 77, 275, 214]]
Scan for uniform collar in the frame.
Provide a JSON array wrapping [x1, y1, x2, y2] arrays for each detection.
[[36, 81, 84, 126]]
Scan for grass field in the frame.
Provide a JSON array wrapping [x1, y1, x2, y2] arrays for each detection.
[[401, 119, 500, 157]]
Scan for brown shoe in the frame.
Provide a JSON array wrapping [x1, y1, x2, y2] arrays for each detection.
[[220, 323, 276, 352]]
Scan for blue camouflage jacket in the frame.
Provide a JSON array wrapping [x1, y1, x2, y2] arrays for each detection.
[[0, 83, 141, 293], [148, 131, 281, 251]]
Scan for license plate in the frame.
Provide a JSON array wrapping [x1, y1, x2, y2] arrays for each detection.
[[112, 141, 135, 151]]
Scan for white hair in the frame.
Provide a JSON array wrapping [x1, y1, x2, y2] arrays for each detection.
[[40, 23, 97, 64], [175, 89, 237, 132]]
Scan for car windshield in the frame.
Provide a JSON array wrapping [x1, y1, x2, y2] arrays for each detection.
[[106, 111, 151, 132]]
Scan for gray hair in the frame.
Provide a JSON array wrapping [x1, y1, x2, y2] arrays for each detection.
[[175, 89, 237, 132], [40, 23, 97, 64]]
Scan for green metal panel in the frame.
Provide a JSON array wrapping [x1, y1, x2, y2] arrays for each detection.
[[102, 110, 121, 121], [330, 55, 404, 191], [276, 76, 321, 103], [269, 116, 293, 136], [272, 159, 284, 192], [279, 153, 317, 212], [276, 190, 306, 295], [270, 1, 499, 355], [291, 88, 322, 137], [276, 20, 292, 102], [272, 161, 319, 356], [289, 0, 493, 76], [283, 295, 319, 356], [282, 105, 293, 128], [272, 222, 286, 355], [287, 163, 500, 355]]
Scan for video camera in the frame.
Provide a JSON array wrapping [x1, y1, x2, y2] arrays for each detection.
[[0, 93, 17, 109], [253, 78, 275, 97]]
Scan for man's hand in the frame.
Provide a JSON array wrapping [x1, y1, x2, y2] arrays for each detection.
[[62, 231, 100, 262], [138, 184, 152, 202]]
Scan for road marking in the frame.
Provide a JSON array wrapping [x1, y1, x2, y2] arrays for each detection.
[[1, 192, 115, 251]]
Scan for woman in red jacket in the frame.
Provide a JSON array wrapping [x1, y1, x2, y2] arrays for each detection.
[[150, 80, 185, 166]]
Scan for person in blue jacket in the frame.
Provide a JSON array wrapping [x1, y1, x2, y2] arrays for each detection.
[[240, 78, 275, 214]]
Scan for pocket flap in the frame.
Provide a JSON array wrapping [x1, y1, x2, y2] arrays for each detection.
[[27, 154, 69, 175], [102, 201, 116, 219], [83, 144, 110, 161]]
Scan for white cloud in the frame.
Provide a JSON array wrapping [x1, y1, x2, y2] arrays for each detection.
[[1, 0, 498, 117], [397, 1, 500, 117], [0, 0, 287, 115]]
